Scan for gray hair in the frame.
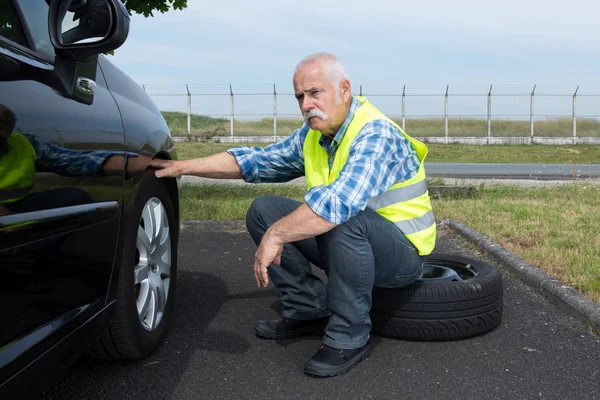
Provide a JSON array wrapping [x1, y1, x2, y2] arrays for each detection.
[[294, 53, 349, 87]]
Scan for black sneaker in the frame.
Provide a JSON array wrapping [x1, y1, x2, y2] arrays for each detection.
[[303, 340, 372, 377], [254, 316, 329, 339]]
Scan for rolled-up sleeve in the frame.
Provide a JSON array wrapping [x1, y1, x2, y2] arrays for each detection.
[[227, 126, 308, 183], [304, 120, 421, 225], [27, 134, 121, 177]]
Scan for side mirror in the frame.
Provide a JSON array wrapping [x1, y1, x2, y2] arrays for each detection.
[[49, 0, 130, 61], [40, 0, 130, 104], [0, 0, 130, 105]]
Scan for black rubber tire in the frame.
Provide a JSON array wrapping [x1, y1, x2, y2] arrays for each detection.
[[87, 173, 178, 359], [370, 253, 503, 342]]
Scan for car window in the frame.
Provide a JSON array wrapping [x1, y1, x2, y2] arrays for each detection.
[[0, 0, 27, 46], [15, 0, 54, 59]]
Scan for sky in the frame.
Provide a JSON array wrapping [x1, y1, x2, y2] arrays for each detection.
[[108, 0, 600, 121]]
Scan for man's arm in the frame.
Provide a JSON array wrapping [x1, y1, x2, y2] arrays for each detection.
[[267, 203, 336, 243], [26, 134, 127, 177], [148, 152, 242, 179], [151, 127, 308, 182]]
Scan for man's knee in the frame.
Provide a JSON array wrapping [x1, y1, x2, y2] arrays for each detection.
[[246, 195, 273, 233], [246, 195, 294, 234], [319, 211, 366, 245]]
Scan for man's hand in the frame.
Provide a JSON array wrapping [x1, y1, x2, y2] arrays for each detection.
[[0, 203, 11, 216], [251, 204, 337, 288], [147, 159, 184, 178], [254, 231, 284, 288], [125, 154, 152, 177]]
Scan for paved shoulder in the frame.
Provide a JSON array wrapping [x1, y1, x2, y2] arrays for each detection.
[[39, 222, 600, 400]]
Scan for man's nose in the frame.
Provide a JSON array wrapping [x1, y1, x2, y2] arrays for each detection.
[[300, 98, 314, 113]]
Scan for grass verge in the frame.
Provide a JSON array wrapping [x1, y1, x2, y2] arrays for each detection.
[[433, 184, 600, 304], [179, 183, 304, 221]]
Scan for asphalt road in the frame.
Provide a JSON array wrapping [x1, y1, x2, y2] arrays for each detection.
[[425, 163, 600, 180], [38, 222, 600, 400]]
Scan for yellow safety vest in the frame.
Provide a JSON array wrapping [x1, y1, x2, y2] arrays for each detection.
[[303, 96, 436, 256], [0, 133, 36, 204]]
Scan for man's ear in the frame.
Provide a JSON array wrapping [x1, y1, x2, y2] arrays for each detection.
[[341, 79, 351, 102]]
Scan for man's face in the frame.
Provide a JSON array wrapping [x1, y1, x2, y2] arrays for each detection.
[[0, 108, 15, 138], [293, 61, 350, 137]]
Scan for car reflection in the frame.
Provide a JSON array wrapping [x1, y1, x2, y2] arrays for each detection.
[[0, 103, 151, 220]]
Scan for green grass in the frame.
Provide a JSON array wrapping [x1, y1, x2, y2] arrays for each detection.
[[175, 142, 600, 165], [179, 183, 305, 221], [432, 184, 600, 304], [163, 112, 600, 138]]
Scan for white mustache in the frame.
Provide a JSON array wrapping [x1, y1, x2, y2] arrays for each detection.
[[303, 109, 328, 123]]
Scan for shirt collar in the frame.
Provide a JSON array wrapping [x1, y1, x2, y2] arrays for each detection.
[[318, 96, 360, 151]]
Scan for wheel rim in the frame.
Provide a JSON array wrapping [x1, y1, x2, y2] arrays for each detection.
[[415, 258, 480, 284], [134, 197, 171, 332]]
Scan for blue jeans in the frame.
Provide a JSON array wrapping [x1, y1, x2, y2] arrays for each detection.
[[246, 195, 426, 350]]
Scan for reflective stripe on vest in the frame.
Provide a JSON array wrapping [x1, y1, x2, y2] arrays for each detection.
[[303, 96, 436, 256], [367, 179, 428, 210], [0, 133, 36, 204], [394, 209, 435, 235]]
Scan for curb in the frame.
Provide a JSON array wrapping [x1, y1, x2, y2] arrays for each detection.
[[441, 219, 600, 336]]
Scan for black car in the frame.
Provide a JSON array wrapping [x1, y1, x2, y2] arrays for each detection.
[[0, 0, 180, 398]]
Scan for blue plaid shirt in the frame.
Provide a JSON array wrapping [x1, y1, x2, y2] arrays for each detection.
[[228, 97, 421, 225], [0, 133, 117, 177]]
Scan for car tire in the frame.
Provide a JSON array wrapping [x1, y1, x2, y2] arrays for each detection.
[[88, 173, 178, 359], [370, 253, 503, 342]]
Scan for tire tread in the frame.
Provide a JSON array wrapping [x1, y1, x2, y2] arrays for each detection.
[[370, 254, 503, 341]]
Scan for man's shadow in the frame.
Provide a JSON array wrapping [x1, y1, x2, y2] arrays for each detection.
[[38, 270, 279, 399]]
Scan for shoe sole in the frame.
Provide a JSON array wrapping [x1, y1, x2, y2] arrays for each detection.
[[303, 345, 373, 377], [255, 327, 326, 340]]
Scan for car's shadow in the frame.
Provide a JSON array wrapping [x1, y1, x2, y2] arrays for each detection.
[[37, 270, 278, 399]]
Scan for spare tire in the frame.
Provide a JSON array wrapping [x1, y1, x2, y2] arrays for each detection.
[[370, 253, 503, 341]]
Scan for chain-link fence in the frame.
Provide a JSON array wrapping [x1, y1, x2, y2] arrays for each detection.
[[142, 84, 600, 142]]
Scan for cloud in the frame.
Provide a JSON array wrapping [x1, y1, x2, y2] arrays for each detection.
[[172, 0, 599, 49]]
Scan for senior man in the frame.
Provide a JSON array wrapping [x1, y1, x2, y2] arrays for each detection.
[[149, 53, 436, 377]]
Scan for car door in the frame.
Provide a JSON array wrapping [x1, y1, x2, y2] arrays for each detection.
[[0, 0, 125, 383]]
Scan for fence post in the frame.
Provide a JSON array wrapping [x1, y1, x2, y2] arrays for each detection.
[[273, 84, 277, 142], [530, 84, 536, 144], [444, 85, 449, 142], [401, 85, 406, 132], [572, 85, 579, 145], [360, 85, 363, 96], [186, 84, 191, 139], [229, 84, 234, 137], [487, 85, 492, 144]]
